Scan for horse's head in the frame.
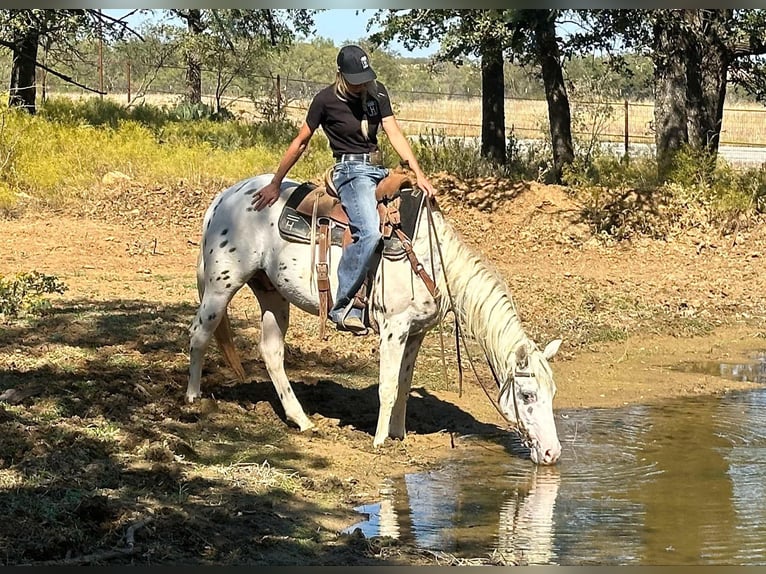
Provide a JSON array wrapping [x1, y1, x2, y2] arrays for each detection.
[[499, 339, 562, 465]]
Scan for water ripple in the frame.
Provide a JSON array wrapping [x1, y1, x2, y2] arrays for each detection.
[[346, 387, 766, 565]]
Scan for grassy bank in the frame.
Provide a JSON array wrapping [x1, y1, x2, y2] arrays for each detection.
[[1, 96, 765, 242], [0, 98, 332, 211]]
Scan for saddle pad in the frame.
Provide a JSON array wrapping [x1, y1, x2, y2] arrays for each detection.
[[278, 181, 347, 246], [277, 181, 427, 259]]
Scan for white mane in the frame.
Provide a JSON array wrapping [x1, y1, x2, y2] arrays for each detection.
[[428, 211, 533, 382]]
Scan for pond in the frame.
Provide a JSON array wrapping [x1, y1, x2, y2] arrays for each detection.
[[345, 352, 766, 565]]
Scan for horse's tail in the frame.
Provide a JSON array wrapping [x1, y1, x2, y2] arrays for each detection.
[[196, 249, 246, 382], [213, 312, 246, 382]]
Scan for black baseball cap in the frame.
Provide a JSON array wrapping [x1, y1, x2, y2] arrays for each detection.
[[337, 45, 377, 85]]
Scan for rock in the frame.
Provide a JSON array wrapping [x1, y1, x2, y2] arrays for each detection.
[[102, 171, 132, 186]]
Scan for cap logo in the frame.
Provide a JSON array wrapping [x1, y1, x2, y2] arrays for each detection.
[[360, 55, 369, 69]]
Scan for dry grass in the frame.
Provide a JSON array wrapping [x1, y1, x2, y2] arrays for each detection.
[[48, 91, 766, 147]]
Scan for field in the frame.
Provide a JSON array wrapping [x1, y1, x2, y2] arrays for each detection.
[[1, 167, 765, 564], [54, 90, 766, 148]]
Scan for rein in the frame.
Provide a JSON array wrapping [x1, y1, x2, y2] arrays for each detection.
[[423, 196, 532, 446]]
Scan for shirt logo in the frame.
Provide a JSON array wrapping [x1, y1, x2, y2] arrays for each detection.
[[366, 100, 379, 117]]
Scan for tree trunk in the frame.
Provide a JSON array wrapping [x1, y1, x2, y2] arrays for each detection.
[[184, 9, 203, 104], [685, 9, 730, 159], [532, 9, 573, 184], [480, 42, 506, 165], [653, 11, 688, 182], [8, 28, 40, 114]]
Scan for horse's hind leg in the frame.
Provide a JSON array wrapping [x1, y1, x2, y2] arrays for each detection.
[[188, 288, 234, 402], [248, 277, 314, 432]]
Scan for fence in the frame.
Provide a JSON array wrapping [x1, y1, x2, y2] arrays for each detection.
[[19, 60, 766, 167]]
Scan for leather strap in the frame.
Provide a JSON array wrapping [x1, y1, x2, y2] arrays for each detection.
[[316, 219, 333, 340], [394, 227, 438, 297]]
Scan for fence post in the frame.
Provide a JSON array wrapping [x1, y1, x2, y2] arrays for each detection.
[[623, 99, 629, 163], [127, 60, 131, 104]]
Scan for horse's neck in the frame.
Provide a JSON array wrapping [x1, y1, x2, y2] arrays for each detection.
[[426, 211, 528, 379]]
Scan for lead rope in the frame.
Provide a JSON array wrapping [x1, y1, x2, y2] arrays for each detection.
[[424, 193, 449, 387], [424, 196, 510, 425]]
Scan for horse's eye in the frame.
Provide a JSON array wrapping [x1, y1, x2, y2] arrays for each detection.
[[520, 390, 537, 404]]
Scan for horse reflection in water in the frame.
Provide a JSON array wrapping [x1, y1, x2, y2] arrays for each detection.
[[495, 467, 560, 564], [349, 465, 561, 564]]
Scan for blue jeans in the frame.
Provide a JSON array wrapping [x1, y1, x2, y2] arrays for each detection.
[[329, 161, 389, 323]]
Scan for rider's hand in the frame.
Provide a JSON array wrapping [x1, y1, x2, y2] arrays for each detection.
[[252, 181, 281, 211], [416, 173, 437, 198]]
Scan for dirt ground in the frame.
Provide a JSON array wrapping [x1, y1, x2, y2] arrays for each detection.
[[1, 173, 765, 565]]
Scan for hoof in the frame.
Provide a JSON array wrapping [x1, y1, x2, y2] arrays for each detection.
[[292, 418, 315, 433], [185, 393, 200, 404]]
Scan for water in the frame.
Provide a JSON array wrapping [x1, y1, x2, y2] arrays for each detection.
[[345, 355, 766, 565], [671, 351, 766, 384]]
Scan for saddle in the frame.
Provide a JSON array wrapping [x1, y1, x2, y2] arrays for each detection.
[[277, 167, 438, 338]]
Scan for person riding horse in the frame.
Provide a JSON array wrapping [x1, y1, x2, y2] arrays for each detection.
[[251, 44, 437, 334]]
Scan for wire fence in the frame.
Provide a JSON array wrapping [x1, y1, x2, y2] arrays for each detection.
[[26, 60, 766, 167]]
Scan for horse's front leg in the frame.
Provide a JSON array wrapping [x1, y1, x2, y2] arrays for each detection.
[[374, 317, 412, 446], [388, 331, 426, 440]]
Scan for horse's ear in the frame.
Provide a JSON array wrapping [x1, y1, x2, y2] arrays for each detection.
[[515, 344, 529, 370], [542, 339, 562, 360]]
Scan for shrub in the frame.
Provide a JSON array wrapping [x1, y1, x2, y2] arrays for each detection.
[[0, 271, 68, 318], [39, 96, 168, 130], [402, 130, 501, 179]]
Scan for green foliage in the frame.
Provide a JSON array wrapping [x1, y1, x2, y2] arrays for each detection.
[[566, 144, 766, 241], [506, 129, 552, 181], [564, 150, 659, 192], [40, 97, 236, 127], [39, 97, 169, 129], [157, 116, 301, 150], [170, 100, 233, 121], [0, 271, 67, 318], [405, 130, 501, 179], [668, 146, 766, 230]]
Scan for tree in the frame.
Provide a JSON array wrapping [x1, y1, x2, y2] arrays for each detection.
[[574, 9, 766, 181], [371, 9, 576, 182], [369, 9, 514, 165], [165, 9, 316, 107], [171, 9, 204, 104], [511, 10, 574, 183], [0, 9, 137, 113]]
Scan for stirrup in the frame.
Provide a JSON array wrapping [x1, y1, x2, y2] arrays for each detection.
[[334, 307, 369, 336]]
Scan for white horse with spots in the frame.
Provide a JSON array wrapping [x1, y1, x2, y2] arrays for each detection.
[[187, 174, 563, 464]]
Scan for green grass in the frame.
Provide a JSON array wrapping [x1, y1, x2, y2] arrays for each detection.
[[0, 98, 332, 211]]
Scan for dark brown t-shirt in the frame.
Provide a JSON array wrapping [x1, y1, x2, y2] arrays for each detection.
[[305, 82, 394, 158]]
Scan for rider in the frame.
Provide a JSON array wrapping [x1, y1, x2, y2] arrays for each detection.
[[252, 44, 436, 334]]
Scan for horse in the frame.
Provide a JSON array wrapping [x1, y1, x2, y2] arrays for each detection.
[[186, 173, 563, 465]]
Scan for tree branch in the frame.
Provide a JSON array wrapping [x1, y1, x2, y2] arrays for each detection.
[[0, 37, 105, 95], [93, 9, 146, 41], [263, 10, 278, 47]]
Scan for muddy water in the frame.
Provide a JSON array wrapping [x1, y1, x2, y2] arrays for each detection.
[[346, 355, 766, 565]]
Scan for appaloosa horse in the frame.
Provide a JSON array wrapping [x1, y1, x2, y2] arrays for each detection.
[[187, 173, 563, 464]]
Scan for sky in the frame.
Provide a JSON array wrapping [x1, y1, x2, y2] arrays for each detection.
[[105, 9, 439, 58]]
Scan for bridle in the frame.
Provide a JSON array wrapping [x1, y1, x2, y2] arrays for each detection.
[[491, 357, 535, 448]]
